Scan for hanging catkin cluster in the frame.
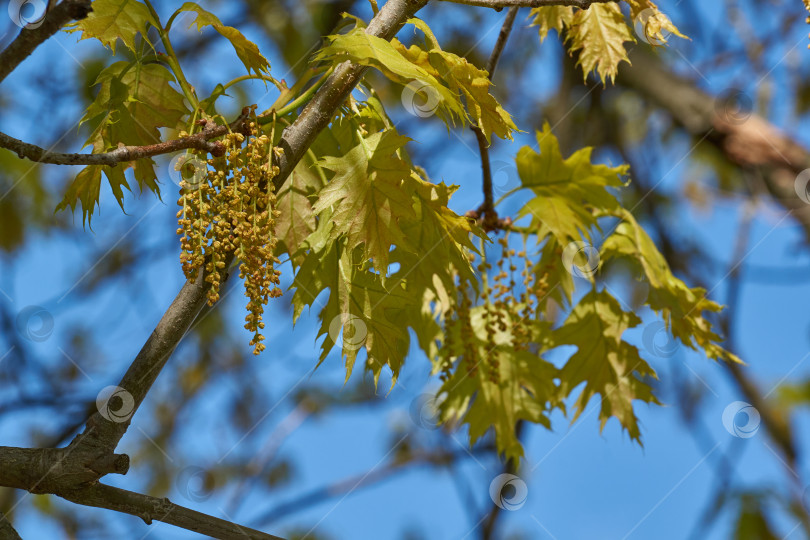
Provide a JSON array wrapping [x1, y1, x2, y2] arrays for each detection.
[[438, 233, 552, 381], [176, 121, 283, 355]]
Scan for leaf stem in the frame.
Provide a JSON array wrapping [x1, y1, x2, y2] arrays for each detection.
[[144, 0, 199, 111], [223, 74, 280, 91]]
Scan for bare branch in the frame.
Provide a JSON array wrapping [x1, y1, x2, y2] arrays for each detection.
[[472, 7, 518, 232], [438, 0, 619, 8], [255, 445, 495, 525], [0, 0, 92, 84], [0, 124, 226, 166], [617, 48, 810, 240], [0, 511, 23, 540], [0, 445, 128, 494], [61, 484, 284, 540]]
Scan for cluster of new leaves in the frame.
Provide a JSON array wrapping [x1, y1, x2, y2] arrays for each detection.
[[57, 0, 272, 224], [429, 126, 738, 461], [530, 0, 686, 83], [315, 17, 516, 142], [287, 99, 483, 385], [52, 1, 736, 462]]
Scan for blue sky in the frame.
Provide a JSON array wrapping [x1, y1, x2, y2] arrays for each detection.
[[2, 1, 810, 539]]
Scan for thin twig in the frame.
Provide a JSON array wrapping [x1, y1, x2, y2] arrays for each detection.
[[0, 122, 227, 166], [255, 446, 495, 525], [0, 0, 92, 84], [471, 7, 519, 232], [60, 484, 284, 540]]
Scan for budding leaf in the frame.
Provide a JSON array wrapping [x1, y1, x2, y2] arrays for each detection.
[[65, 0, 156, 54]]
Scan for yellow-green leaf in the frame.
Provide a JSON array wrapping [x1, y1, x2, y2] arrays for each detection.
[[176, 3, 271, 76], [65, 0, 156, 53], [566, 3, 635, 84]]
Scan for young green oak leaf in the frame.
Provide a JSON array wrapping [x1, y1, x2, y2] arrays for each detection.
[[548, 288, 660, 441], [394, 177, 483, 293], [530, 6, 575, 42], [315, 29, 466, 128], [436, 304, 560, 463], [625, 0, 688, 45], [515, 122, 628, 246], [57, 61, 189, 224], [601, 209, 741, 364], [176, 3, 271, 76], [530, 2, 686, 83], [65, 0, 156, 54], [292, 242, 418, 387], [392, 20, 517, 142], [567, 3, 635, 84], [315, 24, 516, 142], [275, 161, 322, 266], [312, 130, 417, 275]]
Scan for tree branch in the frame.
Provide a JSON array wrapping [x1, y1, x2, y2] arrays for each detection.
[[0, 122, 227, 166], [471, 7, 518, 232], [0, 510, 23, 540], [617, 47, 810, 240], [66, 0, 429, 461], [0, 2, 429, 539], [255, 445, 495, 525], [438, 0, 618, 8], [0, 0, 92, 84], [60, 484, 284, 540], [273, 0, 428, 183]]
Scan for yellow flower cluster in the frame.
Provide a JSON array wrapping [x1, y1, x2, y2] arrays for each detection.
[[176, 122, 283, 355], [438, 232, 552, 384]]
